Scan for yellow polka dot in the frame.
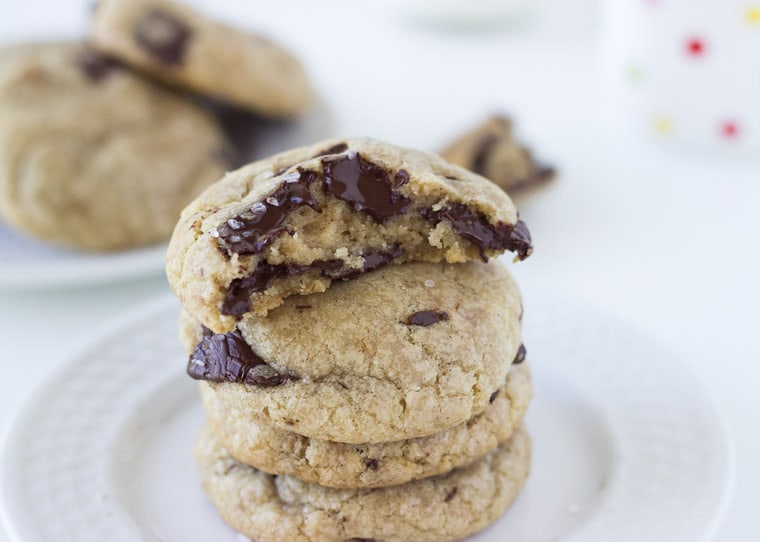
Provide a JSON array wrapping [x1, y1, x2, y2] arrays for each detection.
[[746, 7, 760, 24], [653, 116, 673, 136]]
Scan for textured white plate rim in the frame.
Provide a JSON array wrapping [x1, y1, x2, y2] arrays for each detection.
[[0, 241, 167, 289], [0, 295, 735, 541], [0, 294, 180, 541], [564, 309, 736, 540]]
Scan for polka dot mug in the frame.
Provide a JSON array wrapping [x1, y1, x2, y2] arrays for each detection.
[[601, 0, 760, 154]]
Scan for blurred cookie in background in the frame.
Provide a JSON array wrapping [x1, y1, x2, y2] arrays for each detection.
[[90, 0, 314, 118], [440, 115, 555, 200], [0, 42, 231, 251]]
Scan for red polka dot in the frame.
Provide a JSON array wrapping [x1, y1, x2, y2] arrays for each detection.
[[720, 121, 739, 139], [685, 37, 706, 57]]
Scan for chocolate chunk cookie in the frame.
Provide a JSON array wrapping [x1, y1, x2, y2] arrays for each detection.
[[194, 424, 531, 542], [181, 260, 523, 444], [0, 42, 229, 251], [90, 0, 313, 117], [201, 362, 531, 488], [440, 115, 555, 198], [167, 137, 531, 331]]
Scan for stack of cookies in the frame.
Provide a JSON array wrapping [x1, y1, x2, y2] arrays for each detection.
[[167, 138, 534, 541]]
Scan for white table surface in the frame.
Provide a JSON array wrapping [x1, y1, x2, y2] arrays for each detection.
[[1, 1, 758, 540]]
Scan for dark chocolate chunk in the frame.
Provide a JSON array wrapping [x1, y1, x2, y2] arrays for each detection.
[[421, 204, 532, 261], [489, 389, 500, 404], [313, 142, 348, 158], [223, 262, 311, 316], [364, 458, 379, 471], [393, 169, 410, 188], [222, 247, 404, 317], [295, 304, 312, 309], [444, 487, 458, 502], [77, 48, 118, 81], [187, 327, 292, 386], [133, 9, 193, 65], [513, 343, 526, 365], [405, 310, 449, 327], [471, 133, 499, 177], [361, 245, 404, 272], [214, 169, 319, 256], [321, 152, 411, 223]]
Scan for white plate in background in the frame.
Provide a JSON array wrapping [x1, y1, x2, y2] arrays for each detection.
[[0, 221, 167, 289], [0, 296, 733, 541]]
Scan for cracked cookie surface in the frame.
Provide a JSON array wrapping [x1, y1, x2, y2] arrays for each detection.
[[0, 42, 228, 251], [202, 362, 531, 488], [90, 0, 313, 117], [195, 424, 530, 542], [167, 137, 531, 332], [181, 260, 523, 443]]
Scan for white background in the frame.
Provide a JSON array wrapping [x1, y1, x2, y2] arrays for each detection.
[[0, 0, 758, 540]]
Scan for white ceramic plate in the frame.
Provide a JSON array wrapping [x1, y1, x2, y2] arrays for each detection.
[[0, 222, 166, 289], [0, 296, 733, 541]]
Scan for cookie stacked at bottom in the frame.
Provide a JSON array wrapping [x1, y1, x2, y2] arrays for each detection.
[[169, 138, 534, 541]]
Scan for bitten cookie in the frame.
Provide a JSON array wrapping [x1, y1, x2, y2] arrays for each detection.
[[440, 115, 555, 198], [195, 424, 531, 542], [90, 0, 313, 117], [0, 42, 229, 251], [182, 260, 523, 444], [167, 137, 532, 331], [202, 361, 531, 488]]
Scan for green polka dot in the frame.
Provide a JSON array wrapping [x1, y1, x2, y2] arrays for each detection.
[[626, 64, 645, 85]]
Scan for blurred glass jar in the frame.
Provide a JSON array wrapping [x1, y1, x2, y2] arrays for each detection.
[[601, 0, 760, 155]]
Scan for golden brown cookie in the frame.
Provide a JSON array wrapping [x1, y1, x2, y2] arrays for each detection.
[[201, 362, 531, 488], [167, 137, 532, 331], [0, 42, 229, 251], [181, 261, 523, 444], [194, 424, 531, 542], [90, 0, 313, 117]]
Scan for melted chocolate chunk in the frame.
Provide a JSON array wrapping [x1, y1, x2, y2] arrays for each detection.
[[321, 152, 411, 223], [364, 458, 379, 471], [77, 49, 118, 81], [444, 487, 458, 502], [313, 142, 348, 157], [405, 310, 449, 327], [223, 262, 311, 316], [133, 9, 193, 65], [513, 343, 526, 365], [489, 389, 500, 404], [222, 247, 404, 317], [472, 133, 499, 176], [214, 169, 318, 256], [421, 204, 532, 261], [187, 328, 291, 386]]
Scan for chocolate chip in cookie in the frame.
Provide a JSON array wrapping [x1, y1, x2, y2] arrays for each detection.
[[133, 8, 192, 65]]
